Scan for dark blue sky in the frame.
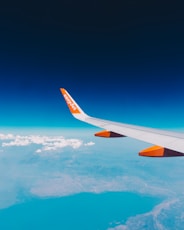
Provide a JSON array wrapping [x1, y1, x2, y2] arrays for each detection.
[[0, 1, 184, 128]]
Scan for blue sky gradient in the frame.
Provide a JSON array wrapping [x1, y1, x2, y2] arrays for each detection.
[[0, 2, 184, 129]]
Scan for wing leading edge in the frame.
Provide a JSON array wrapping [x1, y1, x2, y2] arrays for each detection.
[[60, 88, 184, 157]]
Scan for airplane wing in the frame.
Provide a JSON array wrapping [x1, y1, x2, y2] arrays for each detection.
[[60, 88, 184, 157]]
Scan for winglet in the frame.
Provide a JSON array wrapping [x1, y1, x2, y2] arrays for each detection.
[[60, 88, 86, 117]]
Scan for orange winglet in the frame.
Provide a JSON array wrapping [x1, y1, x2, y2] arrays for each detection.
[[60, 88, 81, 114]]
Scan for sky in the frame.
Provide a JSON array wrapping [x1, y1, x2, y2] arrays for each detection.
[[0, 1, 184, 128]]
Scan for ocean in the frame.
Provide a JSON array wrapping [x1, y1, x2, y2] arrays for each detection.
[[0, 192, 160, 230]]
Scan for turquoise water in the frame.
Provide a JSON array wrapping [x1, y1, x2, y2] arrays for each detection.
[[0, 192, 160, 230]]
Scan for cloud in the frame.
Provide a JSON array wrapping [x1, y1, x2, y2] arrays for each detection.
[[35, 138, 84, 153], [84, 141, 95, 146], [29, 175, 171, 198], [0, 133, 94, 153], [0, 133, 14, 140]]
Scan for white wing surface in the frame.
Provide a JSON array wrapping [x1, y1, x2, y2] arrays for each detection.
[[60, 88, 184, 157]]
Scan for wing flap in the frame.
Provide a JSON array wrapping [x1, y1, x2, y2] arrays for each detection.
[[139, 145, 184, 157], [94, 130, 125, 138]]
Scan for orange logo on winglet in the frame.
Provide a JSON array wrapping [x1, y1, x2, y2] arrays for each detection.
[[60, 88, 80, 114]]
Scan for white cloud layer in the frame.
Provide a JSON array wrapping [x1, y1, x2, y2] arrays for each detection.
[[84, 141, 95, 146], [0, 133, 95, 153]]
